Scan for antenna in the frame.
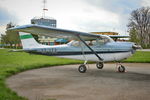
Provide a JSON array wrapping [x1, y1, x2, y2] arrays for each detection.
[[42, 0, 48, 18]]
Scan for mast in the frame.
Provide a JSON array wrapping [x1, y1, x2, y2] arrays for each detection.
[[42, 0, 48, 18]]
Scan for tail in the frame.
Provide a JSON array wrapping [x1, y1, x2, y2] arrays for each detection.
[[19, 32, 42, 49]]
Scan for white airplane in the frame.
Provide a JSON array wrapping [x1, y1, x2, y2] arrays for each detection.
[[8, 24, 141, 73]]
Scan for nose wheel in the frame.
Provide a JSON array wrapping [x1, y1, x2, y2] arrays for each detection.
[[78, 64, 87, 73], [117, 64, 126, 72]]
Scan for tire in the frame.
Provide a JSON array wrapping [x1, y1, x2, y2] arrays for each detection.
[[118, 65, 126, 72], [78, 64, 87, 73], [96, 62, 104, 69]]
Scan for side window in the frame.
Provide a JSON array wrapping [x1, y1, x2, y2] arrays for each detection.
[[71, 40, 97, 47], [98, 39, 105, 44], [98, 37, 113, 44], [71, 41, 80, 47], [86, 40, 97, 46]]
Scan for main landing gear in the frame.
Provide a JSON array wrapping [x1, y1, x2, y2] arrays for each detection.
[[77, 35, 104, 73], [78, 62, 104, 73], [96, 62, 104, 69], [78, 61, 88, 73], [78, 64, 87, 73]]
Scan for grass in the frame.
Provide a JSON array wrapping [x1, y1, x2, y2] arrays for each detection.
[[0, 49, 83, 100], [123, 51, 150, 63], [0, 49, 150, 100]]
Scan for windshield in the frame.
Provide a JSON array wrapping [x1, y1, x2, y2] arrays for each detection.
[[98, 36, 114, 44]]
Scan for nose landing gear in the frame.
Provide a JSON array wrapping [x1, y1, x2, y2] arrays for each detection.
[[117, 63, 126, 73]]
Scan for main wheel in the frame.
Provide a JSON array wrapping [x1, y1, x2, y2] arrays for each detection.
[[78, 64, 87, 73], [118, 65, 126, 72], [96, 62, 104, 69]]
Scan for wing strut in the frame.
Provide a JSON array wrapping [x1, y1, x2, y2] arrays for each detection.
[[77, 35, 103, 61]]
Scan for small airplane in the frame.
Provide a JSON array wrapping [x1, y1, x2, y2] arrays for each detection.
[[8, 24, 141, 73]]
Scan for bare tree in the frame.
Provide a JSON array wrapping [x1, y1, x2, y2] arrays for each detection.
[[128, 7, 150, 48]]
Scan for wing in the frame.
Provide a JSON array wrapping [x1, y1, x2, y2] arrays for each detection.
[[8, 24, 104, 40]]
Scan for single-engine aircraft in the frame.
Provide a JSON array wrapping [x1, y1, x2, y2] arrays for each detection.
[[8, 24, 141, 73]]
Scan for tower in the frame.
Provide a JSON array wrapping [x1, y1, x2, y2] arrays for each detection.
[[31, 0, 57, 45], [31, 0, 57, 27]]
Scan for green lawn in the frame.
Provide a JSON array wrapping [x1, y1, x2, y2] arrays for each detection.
[[123, 51, 150, 63], [0, 49, 83, 100], [0, 49, 150, 100]]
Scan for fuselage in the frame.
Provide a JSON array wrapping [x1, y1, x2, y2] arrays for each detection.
[[8, 25, 140, 63], [24, 41, 135, 62]]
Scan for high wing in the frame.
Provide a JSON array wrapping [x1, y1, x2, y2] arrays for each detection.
[[8, 24, 104, 41]]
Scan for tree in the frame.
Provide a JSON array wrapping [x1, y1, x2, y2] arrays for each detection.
[[129, 28, 139, 44], [5, 30, 21, 47], [1, 22, 21, 48], [128, 7, 150, 48], [6, 22, 15, 29], [32, 34, 40, 43]]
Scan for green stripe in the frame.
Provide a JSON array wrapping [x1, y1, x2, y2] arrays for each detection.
[[20, 34, 33, 39]]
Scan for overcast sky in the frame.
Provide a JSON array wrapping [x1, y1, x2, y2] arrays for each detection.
[[0, 0, 150, 35]]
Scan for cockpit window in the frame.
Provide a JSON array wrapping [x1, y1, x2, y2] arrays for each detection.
[[71, 41, 80, 47], [71, 40, 97, 47], [70, 36, 114, 47]]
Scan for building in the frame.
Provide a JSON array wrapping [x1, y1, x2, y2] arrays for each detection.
[[31, 16, 58, 45], [31, 16, 57, 27], [91, 32, 129, 41]]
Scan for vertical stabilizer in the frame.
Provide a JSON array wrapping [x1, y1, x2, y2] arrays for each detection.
[[19, 32, 41, 49]]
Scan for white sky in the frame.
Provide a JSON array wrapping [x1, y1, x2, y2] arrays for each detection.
[[0, 0, 150, 35]]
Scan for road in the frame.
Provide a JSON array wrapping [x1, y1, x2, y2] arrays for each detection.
[[7, 63, 150, 100]]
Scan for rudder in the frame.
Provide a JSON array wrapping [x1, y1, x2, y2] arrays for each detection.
[[19, 32, 41, 49]]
